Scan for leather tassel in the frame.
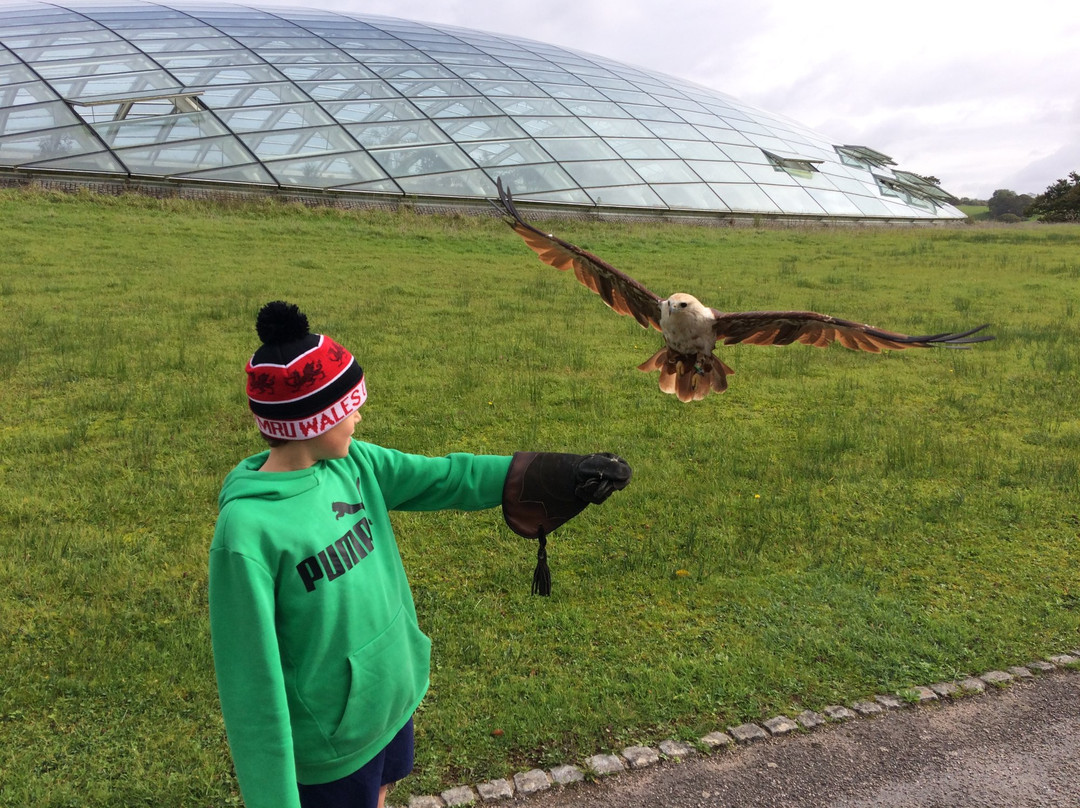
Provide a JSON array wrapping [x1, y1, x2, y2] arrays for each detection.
[[531, 527, 551, 596]]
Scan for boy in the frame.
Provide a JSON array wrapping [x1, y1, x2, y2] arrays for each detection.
[[209, 301, 630, 808]]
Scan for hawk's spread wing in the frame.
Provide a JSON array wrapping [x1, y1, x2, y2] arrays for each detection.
[[712, 310, 993, 352], [493, 178, 663, 331]]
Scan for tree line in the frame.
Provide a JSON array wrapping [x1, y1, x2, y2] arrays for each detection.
[[967, 172, 1080, 222]]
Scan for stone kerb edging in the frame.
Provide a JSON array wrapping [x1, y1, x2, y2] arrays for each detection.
[[400, 651, 1080, 808]]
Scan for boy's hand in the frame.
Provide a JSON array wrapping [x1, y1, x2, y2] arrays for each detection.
[[502, 451, 631, 538], [572, 452, 632, 504]]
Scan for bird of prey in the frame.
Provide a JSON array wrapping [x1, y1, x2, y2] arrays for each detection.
[[492, 179, 993, 402]]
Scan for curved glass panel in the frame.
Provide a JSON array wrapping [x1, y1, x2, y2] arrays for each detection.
[[562, 159, 641, 187], [629, 160, 700, 184], [464, 139, 550, 168], [179, 161, 276, 184], [29, 149, 126, 172], [0, 99, 78, 132], [651, 183, 727, 211], [239, 124, 357, 160], [200, 81, 309, 107], [0, 1, 964, 219], [711, 183, 783, 213], [346, 119, 447, 149], [0, 124, 106, 162], [609, 138, 678, 160], [588, 184, 664, 207], [214, 102, 335, 132], [92, 112, 229, 148], [264, 150, 385, 187], [112, 133, 242, 167], [437, 116, 527, 142], [395, 168, 489, 196], [51, 70, 179, 100], [490, 162, 577, 194], [538, 137, 619, 162]]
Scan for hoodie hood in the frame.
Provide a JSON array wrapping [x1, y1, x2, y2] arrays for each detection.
[[218, 451, 322, 509]]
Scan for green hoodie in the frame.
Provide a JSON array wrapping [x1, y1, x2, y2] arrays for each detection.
[[209, 440, 512, 808]]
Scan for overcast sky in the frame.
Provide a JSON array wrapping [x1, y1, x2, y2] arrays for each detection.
[[258, 0, 1079, 200]]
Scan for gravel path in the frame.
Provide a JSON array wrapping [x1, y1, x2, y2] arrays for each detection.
[[444, 665, 1080, 808]]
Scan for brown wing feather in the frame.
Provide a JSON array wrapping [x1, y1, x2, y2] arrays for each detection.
[[493, 178, 663, 331], [712, 311, 993, 352]]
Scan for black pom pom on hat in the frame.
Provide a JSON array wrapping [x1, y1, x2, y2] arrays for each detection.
[[249, 300, 319, 367], [256, 300, 310, 346]]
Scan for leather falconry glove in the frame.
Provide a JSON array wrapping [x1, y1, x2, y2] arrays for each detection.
[[502, 452, 632, 595]]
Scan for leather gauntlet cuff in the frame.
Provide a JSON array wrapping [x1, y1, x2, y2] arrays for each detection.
[[502, 451, 631, 538]]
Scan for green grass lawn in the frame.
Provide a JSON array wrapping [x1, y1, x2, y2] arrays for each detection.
[[1, 187, 1078, 806]]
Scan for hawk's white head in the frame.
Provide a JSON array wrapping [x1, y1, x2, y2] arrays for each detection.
[[660, 293, 715, 354], [662, 293, 711, 321]]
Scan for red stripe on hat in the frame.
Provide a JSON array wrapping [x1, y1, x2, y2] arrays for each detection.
[[246, 335, 353, 406]]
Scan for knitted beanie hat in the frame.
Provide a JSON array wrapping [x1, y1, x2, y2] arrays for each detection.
[[245, 301, 367, 440]]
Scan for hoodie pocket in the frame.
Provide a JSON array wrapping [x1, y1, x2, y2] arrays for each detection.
[[330, 605, 431, 756]]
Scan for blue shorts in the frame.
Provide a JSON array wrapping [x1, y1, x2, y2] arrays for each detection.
[[298, 718, 415, 808]]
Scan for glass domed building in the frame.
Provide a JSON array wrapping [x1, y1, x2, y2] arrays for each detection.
[[0, 1, 964, 220]]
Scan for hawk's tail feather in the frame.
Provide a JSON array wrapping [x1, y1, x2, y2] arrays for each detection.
[[637, 348, 733, 402]]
